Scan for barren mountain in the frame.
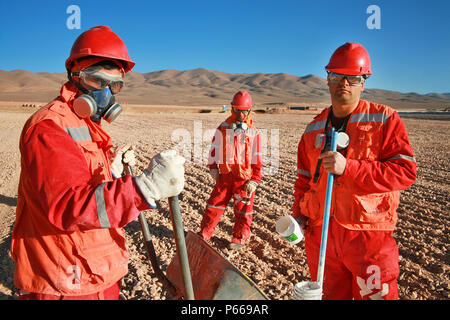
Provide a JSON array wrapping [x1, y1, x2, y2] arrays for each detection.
[[0, 68, 449, 109]]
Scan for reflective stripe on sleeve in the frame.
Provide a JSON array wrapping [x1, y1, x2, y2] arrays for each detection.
[[65, 126, 92, 142], [95, 183, 111, 228], [385, 154, 416, 163], [296, 168, 312, 177], [305, 120, 327, 134]]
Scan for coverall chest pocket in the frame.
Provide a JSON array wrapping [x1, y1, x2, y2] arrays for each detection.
[[77, 141, 109, 185], [351, 124, 382, 160], [233, 133, 250, 166]]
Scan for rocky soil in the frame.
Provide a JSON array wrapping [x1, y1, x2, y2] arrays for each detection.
[[0, 107, 448, 300]]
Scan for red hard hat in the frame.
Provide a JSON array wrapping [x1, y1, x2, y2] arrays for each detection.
[[231, 90, 253, 110], [65, 26, 135, 73], [325, 42, 372, 75]]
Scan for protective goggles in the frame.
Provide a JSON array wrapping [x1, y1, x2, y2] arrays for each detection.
[[327, 72, 366, 86], [78, 70, 124, 94], [232, 107, 251, 115]]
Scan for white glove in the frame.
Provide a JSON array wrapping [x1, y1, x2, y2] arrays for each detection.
[[111, 144, 136, 178], [209, 168, 219, 181], [244, 180, 258, 195], [134, 149, 185, 208]]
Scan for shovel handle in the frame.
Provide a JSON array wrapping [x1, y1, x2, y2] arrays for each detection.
[[168, 196, 195, 300]]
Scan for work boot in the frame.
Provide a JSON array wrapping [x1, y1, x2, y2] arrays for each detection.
[[228, 242, 245, 251]]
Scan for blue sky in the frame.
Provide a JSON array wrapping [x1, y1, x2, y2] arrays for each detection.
[[0, 0, 449, 94]]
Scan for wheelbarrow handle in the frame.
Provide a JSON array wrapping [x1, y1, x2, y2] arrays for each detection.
[[124, 165, 179, 297], [138, 212, 179, 296], [168, 196, 195, 300]]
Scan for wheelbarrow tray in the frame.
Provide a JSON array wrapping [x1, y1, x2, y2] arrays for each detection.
[[166, 231, 269, 300]]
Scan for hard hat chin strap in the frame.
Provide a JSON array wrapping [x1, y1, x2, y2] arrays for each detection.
[[67, 70, 90, 95]]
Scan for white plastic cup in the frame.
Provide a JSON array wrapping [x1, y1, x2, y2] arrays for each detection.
[[275, 216, 304, 245], [293, 281, 322, 300]]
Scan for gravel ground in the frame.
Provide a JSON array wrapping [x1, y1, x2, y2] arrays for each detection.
[[0, 109, 448, 300]]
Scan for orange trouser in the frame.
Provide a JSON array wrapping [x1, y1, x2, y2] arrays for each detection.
[[305, 217, 400, 300], [18, 281, 120, 300], [199, 174, 254, 244]]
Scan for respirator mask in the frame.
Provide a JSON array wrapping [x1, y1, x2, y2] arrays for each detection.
[[230, 107, 251, 132], [72, 69, 124, 123], [230, 121, 248, 132]]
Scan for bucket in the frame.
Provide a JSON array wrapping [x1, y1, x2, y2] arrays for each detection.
[[293, 281, 322, 300], [275, 216, 304, 245]]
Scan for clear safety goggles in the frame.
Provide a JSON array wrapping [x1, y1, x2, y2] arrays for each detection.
[[327, 72, 366, 86], [78, 69, 124, 94], [232, 107, 251, 115]]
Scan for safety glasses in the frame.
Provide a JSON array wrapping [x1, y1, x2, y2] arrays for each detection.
[[327, 72, 365, 86], [232, 107, 251, 115], [79, 70, 124, 94]]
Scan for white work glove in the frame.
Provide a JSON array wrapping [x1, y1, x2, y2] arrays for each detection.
[[209, 168, 219, 181], [134, 149, 185, 208], [111, 144, 136, 178], [244, 180, 258, 196]]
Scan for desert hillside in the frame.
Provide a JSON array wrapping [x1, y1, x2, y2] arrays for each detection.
[[0, 68, 449, 109]]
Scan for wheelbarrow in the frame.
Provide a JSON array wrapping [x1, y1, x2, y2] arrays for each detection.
[[148, 196, 268, 300], [126, 165, 268, 300], [166, 230, 269, 300]]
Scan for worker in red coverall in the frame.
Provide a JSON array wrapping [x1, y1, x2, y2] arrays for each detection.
[[11, 26, 185, 300], [293, 43, 417, 300], [198, 91, 263, 250]]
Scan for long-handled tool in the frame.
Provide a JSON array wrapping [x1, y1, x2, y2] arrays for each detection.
[[124, 165, 178, 297], [316, 127, 338, 290], [293, 127, 338, 300], [124, 164, 194, 299], [123, 155, 267, 300], [168, 196, 195, 300]]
